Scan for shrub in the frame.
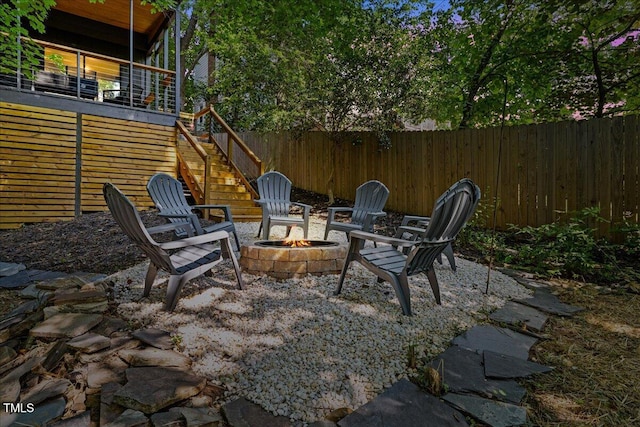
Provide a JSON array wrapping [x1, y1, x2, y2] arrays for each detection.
[[509, 207, 618, 282]]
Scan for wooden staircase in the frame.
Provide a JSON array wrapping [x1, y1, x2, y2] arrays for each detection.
[[176, 139, 263, 223]]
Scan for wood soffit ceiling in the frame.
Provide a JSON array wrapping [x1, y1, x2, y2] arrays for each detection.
[[52, 0, 171, 39]]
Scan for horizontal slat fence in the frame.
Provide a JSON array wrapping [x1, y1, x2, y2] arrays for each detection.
[[81, 115, 176, 210], [0, 102, 77, 229], [232, 115, 639, 234], [0, 102, 177, 229]]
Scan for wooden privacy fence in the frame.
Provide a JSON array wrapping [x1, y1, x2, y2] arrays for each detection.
[[225, 115, 639, 234]]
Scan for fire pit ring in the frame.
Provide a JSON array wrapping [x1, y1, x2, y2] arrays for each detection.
[[240, 240, 348, 279]]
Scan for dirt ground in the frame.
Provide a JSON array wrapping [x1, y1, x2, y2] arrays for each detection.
[[1, 189, 638, 426]]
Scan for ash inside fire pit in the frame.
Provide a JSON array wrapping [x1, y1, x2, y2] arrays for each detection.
[[240, 240, 347, 279]]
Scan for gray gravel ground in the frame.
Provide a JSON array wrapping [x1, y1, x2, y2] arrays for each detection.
[[108, 219, 531, 424]]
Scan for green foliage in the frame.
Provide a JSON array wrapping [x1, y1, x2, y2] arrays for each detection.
[[0, 0, 55, 76], [457, 206, 640, 285], [543, 0, 640, 118]]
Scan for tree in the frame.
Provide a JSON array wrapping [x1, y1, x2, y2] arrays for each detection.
[[0, 0, 56, 76], [180, 0, 429, 136], [546, 0, 640, 118], [420, 0, 564, 129]]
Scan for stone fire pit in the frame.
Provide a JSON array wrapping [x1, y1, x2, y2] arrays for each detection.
[[240, 240, 348, 279]]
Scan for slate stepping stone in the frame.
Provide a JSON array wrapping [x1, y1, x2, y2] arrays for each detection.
[[67, 332, 112, 353], [37, 275, 86, 291], [222, 397, 293, 427], [21, 378, 72, 405], [0, 346, 17, 365], [52, 290, 107, 305], [516, 288, 583, 316], [87, 355, 129, 389], [452, 325, 537, 360], [100, 382, 125, 426], [0, 356, 46, 401], [0, 314, 24, 332], [132, 328, 174, 350], [0, 269, 69, 289], [0, 269, 33, 289], [484, 350, 553, 379], [430, 346, 526, 404], [6, 396, 66, 427], [30, 313, 103, 339], [21, 283, 53, 300], [443, 393, 527, 427], [2, 299, 40, 318], [113, 367, 206, 414], [150, 410, 184, 426], [337, 379, 469, 427], [489, 301, 548, 332], [103, 408, 149, 427], [170, 406, 222, 426], [50, 410, 91, 427], [119, 348, 192, 368], [0, 262, 25, 277]]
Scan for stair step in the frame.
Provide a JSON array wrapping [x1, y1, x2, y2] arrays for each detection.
[[213, 213, 263, 223], [209, 192, 253, 202], [208, 184, 249, 193]]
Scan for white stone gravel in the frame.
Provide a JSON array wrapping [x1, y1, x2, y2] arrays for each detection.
[[109, 219, 532, 424]]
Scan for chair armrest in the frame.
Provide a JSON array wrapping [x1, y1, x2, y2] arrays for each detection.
[[400, 215, 430, 227], [361, 210, 387, 231], [291, 202, 311, 215], [327, 206, 354, 222], [146, 222, 191, 235], [157, 209, 202, 235], [159, 230, 230, 250], [349, 230, 415, 248], [192, 204, 234, 222], [327, 207, 354, 214]]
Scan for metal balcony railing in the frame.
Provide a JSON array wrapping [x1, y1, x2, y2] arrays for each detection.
[[0, 38, 176, 113]]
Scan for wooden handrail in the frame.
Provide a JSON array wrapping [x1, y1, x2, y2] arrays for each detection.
[[181, 107, 264, 202], [176, 120, 207, 160], [208, 106, 263, 173]]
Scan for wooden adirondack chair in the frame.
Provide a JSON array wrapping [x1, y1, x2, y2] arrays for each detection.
[[254, 171, 311, 240], [147, 173, 241, 250], [103, 182, 244, 312], [335, 179, 479, 316], [324, 180, 389, 240], [393, 178, 481, 271]]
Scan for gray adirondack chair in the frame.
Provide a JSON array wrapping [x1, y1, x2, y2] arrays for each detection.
[[255, 171, 311, 240], [335, 179, 479, 316], [147, 173, 241, 250], [103, 182, 244, 312], [323, 180, 389, 240], [393, 178, 481, 271]]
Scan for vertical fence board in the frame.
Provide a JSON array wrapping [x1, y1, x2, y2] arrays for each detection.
[[565, 121, 578, 214], [501, 127, 519, 228], [610, 116, 625, 229], [624, 115, 639, 223]]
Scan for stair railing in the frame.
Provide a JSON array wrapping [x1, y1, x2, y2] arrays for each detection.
[[175, 120, 209, 205], [193, 105, 262, 199]]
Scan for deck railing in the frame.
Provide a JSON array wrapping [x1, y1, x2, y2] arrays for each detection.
[[0, 38, 176, 113]]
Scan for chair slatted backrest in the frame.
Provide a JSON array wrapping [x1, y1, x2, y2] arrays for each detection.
[[351, 180, 390, 225], [406, 180, 478, 276], [256, 171, 292, 216], [147, 173, 202, 234], [103, 183, 175, 274]]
